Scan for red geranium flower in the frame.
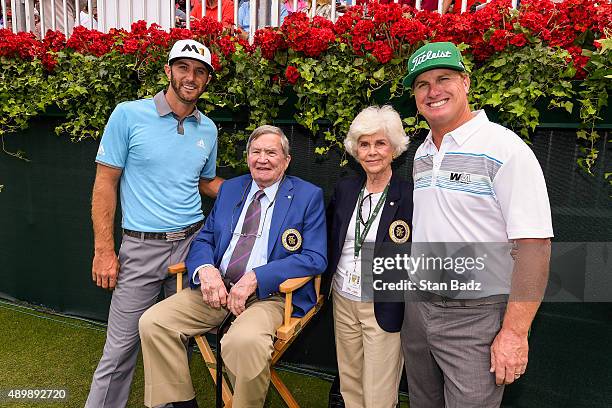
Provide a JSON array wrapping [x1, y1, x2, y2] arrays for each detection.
[[191, 16, 223, 38], [350, 20, 375, 53], [211, 53, 222, 71], [43, 30, 66, 52], [489, 29, 511, 52], [66, 26, 112, 56], [130, 20, 148, 35], [41, 52, 58, 71], [121, 38, 140, 55], [333, 7, 362, 36], [285, 65, 300, 84], [370, 2, 404, 26], [0, 29, 42, 59], [390, 18, 428, 44], [372, 40, 394, 64], [312, 16, 334, 30], [169, 28, 193, 41], [253, 27, 286, 60], [566, 45, 589, 80], [509, 33, 528, 47]]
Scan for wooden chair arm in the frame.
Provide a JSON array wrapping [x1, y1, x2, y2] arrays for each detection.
[[279, 275, 322, 297], [279, 276, 313, 293], [168, 262, 187, 293], [168, 262, 187, 275], [276, 274, 323, 341]]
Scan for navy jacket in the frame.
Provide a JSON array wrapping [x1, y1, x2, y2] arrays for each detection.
[[325, 174, 413, 332], [186, 174, 328, 317]]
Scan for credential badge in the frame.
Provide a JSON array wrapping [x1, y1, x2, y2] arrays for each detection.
[[282, 228, 302, 251], [389, 220, 410, 244]]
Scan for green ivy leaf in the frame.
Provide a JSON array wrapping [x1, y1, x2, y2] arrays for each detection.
[[486, 93, 503, 107], [373, 67, 385, 81]]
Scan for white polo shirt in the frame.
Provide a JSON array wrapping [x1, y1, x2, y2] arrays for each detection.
[[412, 111, 553, 296], [413, 110, 553, 242]]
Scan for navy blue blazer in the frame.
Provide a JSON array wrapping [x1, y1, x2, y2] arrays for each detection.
[[325, 174, 413, 332], [186, 174, 328, 317]]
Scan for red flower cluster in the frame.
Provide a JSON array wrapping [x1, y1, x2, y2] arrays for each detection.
[[566, 46, 590, 80], [281, 12, 335, 57], [217, 35, 236, 57], [285, 65, 300, 84], [42, 30, 66, 52], [389, 18, 429, 44], [486, 28, 530, 53], [509, 33, 528, 48], [350, 20, 376, 54], [488, 29, 512, 52], [370, 2, 406, 26], [253, 27, 286, 60], [190, 17, 223, 38], [66, 26, 113, 56], [372, 40, 394, 64], [518, 5, 552, 40], [312, 16, 335, 31], [431, 13, 470, 44], [41, 53, 58, 71], [0, 0, 609, 79], [0, 29, 43, 59], [333, 8, 361, 36], [211, 53, 222, 71], [168, 27, 193, 41]]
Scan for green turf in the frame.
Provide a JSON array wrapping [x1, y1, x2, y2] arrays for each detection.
[[0, 302, 332, 407]]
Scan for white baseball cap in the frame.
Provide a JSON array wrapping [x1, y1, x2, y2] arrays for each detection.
[[168, 39, 214, 74]]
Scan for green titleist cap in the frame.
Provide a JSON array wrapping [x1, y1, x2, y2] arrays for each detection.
[[403, 42, 465, 88]]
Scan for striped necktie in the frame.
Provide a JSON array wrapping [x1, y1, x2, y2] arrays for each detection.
[[225, 190, 266, 284]]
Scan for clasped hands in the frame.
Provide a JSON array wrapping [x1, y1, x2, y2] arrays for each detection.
[[199, 266, 257, 316]]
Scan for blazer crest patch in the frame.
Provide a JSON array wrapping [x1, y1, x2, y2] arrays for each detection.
[[282, 228, 302, 251], [389, 220, 410, 243]]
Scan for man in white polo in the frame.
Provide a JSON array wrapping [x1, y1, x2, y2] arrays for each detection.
[[401, 42, 553, 407]]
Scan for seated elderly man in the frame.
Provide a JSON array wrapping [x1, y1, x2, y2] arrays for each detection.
[[139, 125, 327, 408]]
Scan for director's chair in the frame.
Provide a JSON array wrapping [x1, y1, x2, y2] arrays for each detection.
[[168, 262, 324, 408]]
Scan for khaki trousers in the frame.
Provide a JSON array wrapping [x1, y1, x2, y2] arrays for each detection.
[[333, 290, 403, 408], [139, 287, 285, 408]]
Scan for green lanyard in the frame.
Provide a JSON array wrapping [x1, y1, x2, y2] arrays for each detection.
[[354, 184, 389, 258]]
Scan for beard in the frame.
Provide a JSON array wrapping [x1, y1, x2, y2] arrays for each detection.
[[170, 74, 205, 105]]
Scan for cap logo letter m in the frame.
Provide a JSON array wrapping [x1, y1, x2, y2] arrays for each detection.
[[181, 44, 199, 53]]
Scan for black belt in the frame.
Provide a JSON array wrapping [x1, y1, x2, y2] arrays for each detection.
[[122, 220, 203, 242], [423, 292, 508, 307]]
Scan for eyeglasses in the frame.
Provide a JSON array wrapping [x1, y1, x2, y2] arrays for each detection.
[[358, 192, 374, 226], [229, 176, 285, 239], [231, 200, 274, 239]]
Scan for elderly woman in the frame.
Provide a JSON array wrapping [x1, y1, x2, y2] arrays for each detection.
[[326, 105, 412, 408]]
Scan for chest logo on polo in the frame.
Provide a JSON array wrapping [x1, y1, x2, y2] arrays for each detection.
[[389, 220, 410, 244], [282, 229, 302, 251], [449, 172, 471, 184], [196, 139, 205, 149]]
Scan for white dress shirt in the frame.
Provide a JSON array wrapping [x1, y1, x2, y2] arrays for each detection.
[[193, 179, 281, 284], [333, 189, 385, 301]]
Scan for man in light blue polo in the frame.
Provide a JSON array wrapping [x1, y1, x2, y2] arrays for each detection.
[[86, 39, 223, 408]]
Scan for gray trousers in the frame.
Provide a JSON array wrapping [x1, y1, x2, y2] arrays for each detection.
[[401, 297, 507, 408], [86, 232, 195, 408]]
